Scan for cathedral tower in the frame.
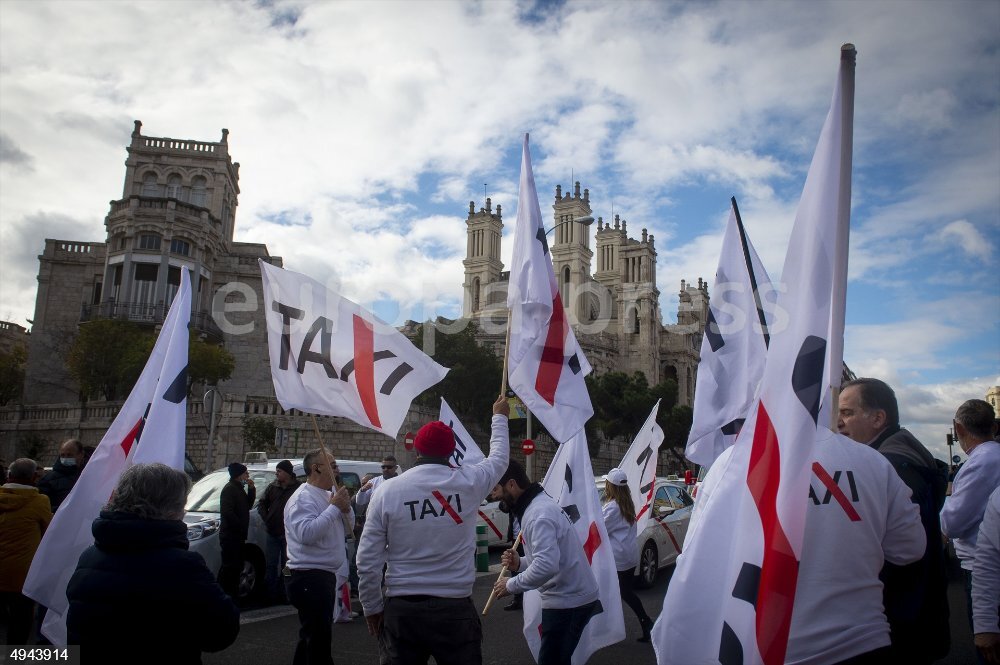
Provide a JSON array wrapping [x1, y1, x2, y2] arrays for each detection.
[[550, 182, 593, 323], [462, 197, 503, 317]]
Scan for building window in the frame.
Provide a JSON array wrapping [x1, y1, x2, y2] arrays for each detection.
[[166, 267, 181, 305], [141, 172, 161, 197], [166, 174, 183, 200], [191, 176, 207, 207], [133, 263, 159, 309], [472, 277, 481, 312], [138, 234, 161, 250], [170, 239, 191, 256]]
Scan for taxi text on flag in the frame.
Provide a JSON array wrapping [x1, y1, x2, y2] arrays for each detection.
[[654, 45, 855, 665], [23, 269, 193, 646], [685, 200, 773, 468], [522, 431, 626, 664], [261, 260, 448, 438], [505, 134, 593, 443], [618, 399, 664, 534]]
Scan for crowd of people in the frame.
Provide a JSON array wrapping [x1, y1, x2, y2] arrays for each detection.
[[0, 378, 998, 665]]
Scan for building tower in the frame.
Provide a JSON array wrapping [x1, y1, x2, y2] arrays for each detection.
[[617, 224, 661, 381], [550, 182, 593, 323], [462, 198, 504, 317]]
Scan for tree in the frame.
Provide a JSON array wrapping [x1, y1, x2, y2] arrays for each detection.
[[662, 404, 694, 450], [242, 416, 277, 456], [188, 339, 235, 394], [67, 320, 154, 400], [0, 342, 27, 405], [410, 320, 503, 430]]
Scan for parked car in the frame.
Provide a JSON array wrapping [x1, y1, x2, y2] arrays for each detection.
[[595, 475, 695, 588], [477, 498, 512, 547], [183, 456, 384, 601]]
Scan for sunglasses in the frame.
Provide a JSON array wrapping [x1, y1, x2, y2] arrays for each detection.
[[381, 465, 395, 469]]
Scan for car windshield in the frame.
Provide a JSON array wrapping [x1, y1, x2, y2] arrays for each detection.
[[185, 469, 275, 512]]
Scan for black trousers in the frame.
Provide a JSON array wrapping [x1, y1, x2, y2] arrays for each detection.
[[382, 595, 482, 665], [1, 591, 35, 645], [539, 599, 601, 665], [219, 539, 243, 599], [617, 569, 651, 625], [287, 569, 338, 665]]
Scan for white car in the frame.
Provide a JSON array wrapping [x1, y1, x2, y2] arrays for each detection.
[[477, 498, 513, 547], [595, 475, 695, 588], [183, 457, 384, 601]]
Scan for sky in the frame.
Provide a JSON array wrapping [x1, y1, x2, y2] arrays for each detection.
[[0, 0, 997, 462]]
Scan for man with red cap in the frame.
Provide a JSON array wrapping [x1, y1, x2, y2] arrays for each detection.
[[357, 395, 510, 665]]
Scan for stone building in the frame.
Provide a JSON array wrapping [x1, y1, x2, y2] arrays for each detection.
[[1, 122, 701, 478], [461, 182, 708, 404]]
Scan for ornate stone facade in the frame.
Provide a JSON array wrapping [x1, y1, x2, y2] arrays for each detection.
[[461, 183, 709, 405]]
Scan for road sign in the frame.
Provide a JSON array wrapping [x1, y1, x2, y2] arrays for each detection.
[[522, 438, 535, 455], [404, 431, 415, 451]]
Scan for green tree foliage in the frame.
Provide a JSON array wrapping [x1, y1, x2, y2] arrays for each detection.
[[0, 343, 27, 405], [663, 404, 694, 449], [410, 320, 503, 429], [242, 415, 278, 456], [67, 321, 154, 400], [188, 340, 235, 393], [68, 320, 235, 400]]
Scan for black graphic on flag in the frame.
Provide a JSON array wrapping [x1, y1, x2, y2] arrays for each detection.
[[163, 366, 188, 404], [791, 335, 827, 424], [705, 308, 725, 352]]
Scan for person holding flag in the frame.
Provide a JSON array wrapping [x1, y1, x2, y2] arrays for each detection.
[[602, 468, 654, 642], [356, 395, 510, 665], [490, 460, 601, 665]]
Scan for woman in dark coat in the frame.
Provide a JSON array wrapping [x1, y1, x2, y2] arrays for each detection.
[[66, 463, 239, 664]]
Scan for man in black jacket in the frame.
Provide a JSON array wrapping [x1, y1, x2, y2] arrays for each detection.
[[257, 459, 299, 603], [38, 439, 85, 512], [220, 462, 256, 600], [838, 378, 950, 664]]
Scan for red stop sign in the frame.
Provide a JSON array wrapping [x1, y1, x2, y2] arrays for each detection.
[[522, 438, 535, 455], [403, 431, 415, 451]]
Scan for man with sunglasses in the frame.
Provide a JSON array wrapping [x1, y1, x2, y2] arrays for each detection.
[[283, 449, 353, 665], [355, 456, 400, 509]]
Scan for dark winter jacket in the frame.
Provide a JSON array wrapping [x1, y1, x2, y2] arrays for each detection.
[[256, 479, 299, 538], [66, 511, 239, 665], [37, 461, 81, 511], [219, 479, 255, 544], [871, 426, 951, 661]]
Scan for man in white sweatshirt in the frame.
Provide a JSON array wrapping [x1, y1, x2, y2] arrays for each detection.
[[490, 460, 600, 665], [283, 448, 353, 665], [357, 395, 510, 665]]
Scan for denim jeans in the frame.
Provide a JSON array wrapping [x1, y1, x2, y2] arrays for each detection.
[[538, 599, 602, 665], [265, 532, 288, 600]]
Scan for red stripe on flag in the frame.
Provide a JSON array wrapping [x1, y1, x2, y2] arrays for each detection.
[[812, 462, 862, 522], [635, 487, 655, 521], [582, 521, 602, 564], [120, 417, 143, 456], [432, 490, 462, 524], [535, 291, 568, 405], [747, 402, 799, 665], [477, 510, 503, 539], [352, 314, 382, 429]]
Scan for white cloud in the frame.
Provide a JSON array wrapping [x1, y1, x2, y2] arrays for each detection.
[[935, 219, 994, 261]]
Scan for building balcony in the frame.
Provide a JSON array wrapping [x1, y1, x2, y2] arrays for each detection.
[[80, 300, 223, 343]]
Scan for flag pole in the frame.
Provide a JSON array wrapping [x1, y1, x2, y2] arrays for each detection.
[[310, 413, 342, 490], [829, 43, 856, 429], [731, 196, 770, 349], [500, 309, 512, 397], [482, 531, 524, 615]]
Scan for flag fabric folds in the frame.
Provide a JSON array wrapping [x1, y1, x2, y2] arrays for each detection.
[[506, 134, 594, 443], [521, 431, 626, 664], [439, 397, 485, 468], [655, 46, 855, 665], [23, 269, 193, 645], [685, 203, 773, 468], [260, 260, 448, 438], [616, 400, 664, 534]]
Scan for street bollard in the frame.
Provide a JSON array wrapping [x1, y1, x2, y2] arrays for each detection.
[[476, 524, 489, 572]]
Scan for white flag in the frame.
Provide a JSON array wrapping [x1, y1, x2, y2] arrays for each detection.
[[439, 397, 485, 468], [506, 134, 593, 443], [522, 431, 626, 663], [655, 46, 855, 665], [260, 261, 448, 437], [23, 269, 193, 645], [685, 202, 773, 468], [617, 400, 664, 534]]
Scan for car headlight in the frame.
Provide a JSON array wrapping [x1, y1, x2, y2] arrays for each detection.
[[186, 518, 221, 541]]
